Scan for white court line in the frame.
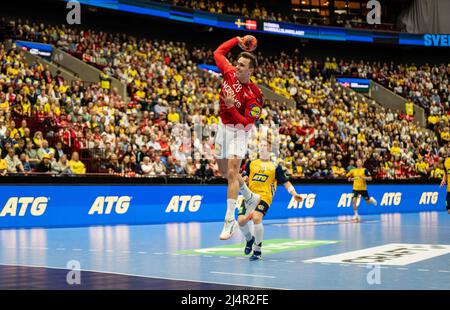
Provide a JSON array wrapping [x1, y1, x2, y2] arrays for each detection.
[[138, 251, 148, 254], [0, 262, 286, 290], [438, 270, 450, 273], [397, 268, 408, 270], [153, 253, 164, 255], [72, 248, 83, 251], [285, 260, 296, 263], [417, 269, 430, 272], [210, 271, 276, 279]]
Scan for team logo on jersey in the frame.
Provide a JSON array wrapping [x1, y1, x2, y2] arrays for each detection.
[[248, 104, 261, 118], [214, 143, 222, 155], [252, 173, 268, 182]]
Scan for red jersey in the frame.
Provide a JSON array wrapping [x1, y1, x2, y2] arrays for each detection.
[[214, 37, 263, 131]]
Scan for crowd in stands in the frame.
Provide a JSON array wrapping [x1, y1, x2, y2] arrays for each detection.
[[157, 0, 397, 31], [0, 17, 447, 180], [314, 58, 450, 149]]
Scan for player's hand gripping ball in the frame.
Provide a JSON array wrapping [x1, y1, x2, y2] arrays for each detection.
[[239, 35, 257, 52]]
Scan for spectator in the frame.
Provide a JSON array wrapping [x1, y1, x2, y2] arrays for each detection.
[[20, 153, 32, 173], [130, 155, 143, 175], [54, 141, 66, 162], [14, 139, 26, 156], [140, 156, 154, 176], [35, 154, 52, 173], [194, 159, 213, 180], [69, 151, 86, 174], [331, 161, 346, 178], [52, 154, 73, 175], [0, 153, 7, 175], [152, 155, 166, 175], [24, 141, 40, 167], [106, 154, 122, 175], [37, 140, 51, 160], [5, 148, 24, 173], [165, 156, 176, 174]]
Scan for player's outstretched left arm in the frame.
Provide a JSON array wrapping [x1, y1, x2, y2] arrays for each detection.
[[284, 181, 302, 202], [364, 169, 373, 181], [275, 165, 302, 202], [440, 170, 447, 187]]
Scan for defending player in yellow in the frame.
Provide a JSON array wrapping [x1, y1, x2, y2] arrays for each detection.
[[237, 142, 302, 261], [439, 156, 450, 214], [346, 159, 377, 222]]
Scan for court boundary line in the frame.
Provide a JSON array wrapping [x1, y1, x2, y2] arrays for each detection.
[[210, 271, 276, 279], [0, 262, 288, 290]]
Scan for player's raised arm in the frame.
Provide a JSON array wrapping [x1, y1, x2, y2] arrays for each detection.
[[440, 169, 447, 187], [283, 181, 303, 202], [214, 37, 240, 75], [274, 164, 302, 202], [364, 168, 372, 181]]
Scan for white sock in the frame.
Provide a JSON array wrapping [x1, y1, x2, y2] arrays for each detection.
[[239, 222, 252, 241], [354, 210, 359, 216], [240, 182, 253, 200], [253, 222, 264, 251], [225, 199, 237, 220]]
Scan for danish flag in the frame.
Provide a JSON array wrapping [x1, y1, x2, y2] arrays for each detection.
[[245, 19, 257, 30]]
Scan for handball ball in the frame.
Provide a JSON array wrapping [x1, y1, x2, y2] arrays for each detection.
[[240, 35, 257, 52]]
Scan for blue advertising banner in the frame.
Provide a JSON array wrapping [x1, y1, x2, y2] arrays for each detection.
[[336, 77, 371, 93], [0, 184, 445, 228], [15, 40, 53, 59], [73, 0, 449, 47]]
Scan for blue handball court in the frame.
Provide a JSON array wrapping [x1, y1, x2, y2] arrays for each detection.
[[0, 182, 449, 291]]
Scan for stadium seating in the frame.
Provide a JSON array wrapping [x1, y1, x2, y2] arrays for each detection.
[[0, 18, 445, 180]]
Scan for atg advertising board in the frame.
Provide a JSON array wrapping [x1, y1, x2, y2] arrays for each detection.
[[0, 184, 445, 228]]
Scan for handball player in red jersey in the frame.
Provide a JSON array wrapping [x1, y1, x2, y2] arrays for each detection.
[[213, 36, 264, 240]]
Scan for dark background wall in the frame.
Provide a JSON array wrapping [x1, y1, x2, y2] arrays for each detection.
[[1, 0, 448, 65]]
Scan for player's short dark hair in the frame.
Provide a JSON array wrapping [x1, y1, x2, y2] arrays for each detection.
[[238, 52, 258, 68]]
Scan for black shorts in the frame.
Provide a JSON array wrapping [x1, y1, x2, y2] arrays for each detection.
[[353, 190, 370, 200], [446, 192, 450, 210], [238, 199, 270, 217]]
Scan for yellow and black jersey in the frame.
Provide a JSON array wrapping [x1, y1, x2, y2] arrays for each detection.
[[100, 73, 111, 90], [444, 158, 450, 192], [346, 167, 370, 191], [244, 159, 289, 205]]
